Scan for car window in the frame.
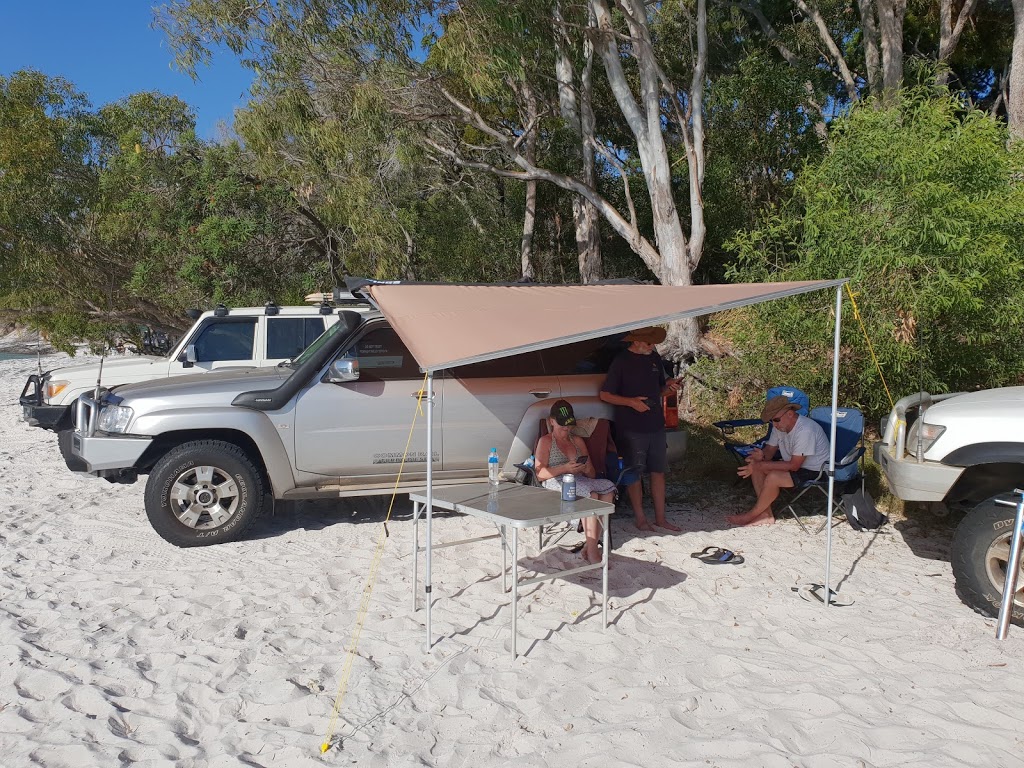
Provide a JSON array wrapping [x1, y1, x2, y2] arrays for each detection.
[[453, 351, 546, 378], [267, 317, 326, 359], [344, 327, 420, 380], [192, 320, 256, 362], [540, 334, 627, 375]]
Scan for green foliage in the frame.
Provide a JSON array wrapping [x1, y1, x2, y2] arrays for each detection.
[[695, 91, 1024, 421]]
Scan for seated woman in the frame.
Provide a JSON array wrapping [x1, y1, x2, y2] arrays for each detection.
[[534, 400, 616, 563]]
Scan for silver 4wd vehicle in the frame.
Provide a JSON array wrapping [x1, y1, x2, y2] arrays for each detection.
[[875, 388, 1024, 623], [21, 302, 365, 469], [70, 310, 685, 547]]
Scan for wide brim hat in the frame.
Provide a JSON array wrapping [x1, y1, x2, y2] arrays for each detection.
[[623, 326, 667, 345], [761, 395, 800, 423]]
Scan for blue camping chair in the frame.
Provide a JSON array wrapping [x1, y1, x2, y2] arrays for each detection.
[[714, 386, 810, 466], [778, 405, 866, 534]]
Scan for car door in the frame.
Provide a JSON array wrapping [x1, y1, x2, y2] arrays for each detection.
[[440, 351, 557, 471], [292, 322, 440, 477], [167, 317, 258, 375]]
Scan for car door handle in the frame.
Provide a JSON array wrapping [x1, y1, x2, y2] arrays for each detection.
[[529, 390, 551, 398]]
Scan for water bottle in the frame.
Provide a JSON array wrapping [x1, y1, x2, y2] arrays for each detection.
[[488, 448, 500, 485], [523, 454, 535, 469], [561, 473, 576, 501]]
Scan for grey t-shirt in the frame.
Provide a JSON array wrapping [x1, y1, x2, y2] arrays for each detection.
[[767, 414, 831, 471]]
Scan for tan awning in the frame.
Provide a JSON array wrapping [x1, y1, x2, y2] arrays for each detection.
[[363, 280, 843, 372]]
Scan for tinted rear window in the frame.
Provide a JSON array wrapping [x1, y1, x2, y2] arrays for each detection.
[[267, 317, 326, 359]]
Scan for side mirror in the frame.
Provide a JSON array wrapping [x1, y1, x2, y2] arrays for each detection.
[[178, 344, 197, 367], [327, 358, 360, 383]]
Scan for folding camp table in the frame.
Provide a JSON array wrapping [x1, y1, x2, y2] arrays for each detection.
[[408, 482, 612, 658]]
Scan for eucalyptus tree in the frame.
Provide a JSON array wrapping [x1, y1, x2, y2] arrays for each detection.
[[0, 70, 323, 349], [159, 0, 716, 356]]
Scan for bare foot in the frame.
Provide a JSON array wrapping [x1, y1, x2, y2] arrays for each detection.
[[582, 548, 603, 565], [635, 519, 655, 532], [654, 520, 681, 532], [739, 511, 774, 527], [725, 513, 747, 525]]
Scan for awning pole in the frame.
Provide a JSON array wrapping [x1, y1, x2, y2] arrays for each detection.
[[824, 284, 843, 608], [424, 371, 434, 650]]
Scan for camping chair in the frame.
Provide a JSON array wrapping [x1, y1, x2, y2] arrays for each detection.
[[778, 405, 866, 534], [713, 386, 810, 466], [517, 417, 640, 550]]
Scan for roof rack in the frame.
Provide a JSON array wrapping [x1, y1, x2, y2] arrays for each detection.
[[304, 288, 372, 307]]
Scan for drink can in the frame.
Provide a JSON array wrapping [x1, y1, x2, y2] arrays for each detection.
[[561, 474, 576, 501]]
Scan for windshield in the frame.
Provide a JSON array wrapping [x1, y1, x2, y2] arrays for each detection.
[[284, 320, 348, 368]]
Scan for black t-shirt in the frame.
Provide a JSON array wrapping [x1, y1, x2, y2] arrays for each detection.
[[601, 349, 666, 433]]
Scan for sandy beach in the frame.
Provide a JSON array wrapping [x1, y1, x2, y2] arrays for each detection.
[[2, 353, 1024, 767]]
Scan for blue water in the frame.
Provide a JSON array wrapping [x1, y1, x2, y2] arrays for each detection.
[[0, 352, 33, 361]]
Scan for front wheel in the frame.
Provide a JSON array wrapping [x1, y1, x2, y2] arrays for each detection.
[[144, 440, 267, 547], [951, 494, 1024, 626]]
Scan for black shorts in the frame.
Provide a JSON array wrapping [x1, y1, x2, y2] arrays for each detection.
[[618, 430, 668, 475], [790, 468, 820, 485]]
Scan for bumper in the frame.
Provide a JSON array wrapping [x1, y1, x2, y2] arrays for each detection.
[[22, 403, 70, 430], [873, 441, 963, 502], [72, 431, 152, 473]]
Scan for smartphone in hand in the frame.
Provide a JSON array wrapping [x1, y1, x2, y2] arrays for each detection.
[[576, 455, 588, 465]]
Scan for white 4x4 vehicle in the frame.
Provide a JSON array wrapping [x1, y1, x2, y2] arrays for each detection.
[[21, 301, 368, 465], [875, 388, 1024, 623]]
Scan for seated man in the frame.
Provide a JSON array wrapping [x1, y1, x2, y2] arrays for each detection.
[[727, 395, 830, 527]]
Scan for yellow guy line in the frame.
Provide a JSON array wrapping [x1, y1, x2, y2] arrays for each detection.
[[320, 371, 429, 754], [844, 283, 895, 412]]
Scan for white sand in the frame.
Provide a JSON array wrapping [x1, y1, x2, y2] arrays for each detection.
[[2, 354, 1024, 767]]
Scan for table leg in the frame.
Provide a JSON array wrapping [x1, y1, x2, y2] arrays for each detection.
[[501, 524, 508, 594], [511, 527, 519, 659], [412, 501, 420, 611], [602, 511, 609, 629]]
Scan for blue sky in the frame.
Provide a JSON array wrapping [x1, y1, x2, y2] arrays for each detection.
[[0, 2, 253, 140]]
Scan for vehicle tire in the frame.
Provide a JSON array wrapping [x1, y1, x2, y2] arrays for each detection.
[[57, 428, 88, 473], [951, 494, 1024, 626], [144, 440, 266, 547]]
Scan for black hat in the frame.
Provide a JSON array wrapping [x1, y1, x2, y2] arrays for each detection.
[[549, 399, 577, 427]]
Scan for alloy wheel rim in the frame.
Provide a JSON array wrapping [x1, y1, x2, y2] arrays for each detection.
[[169, 464, 239, 529]]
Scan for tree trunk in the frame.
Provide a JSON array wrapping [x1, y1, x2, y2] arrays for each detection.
[[555, 1, 602, 282], [1010, 0, 1024, 142], [857, 0, 882, 94], [937, 0, 979, 85], [521, 179, 537, 280], [590, 0, 699, 353], [520, 81, 539, 279], [876, 0, 907, 100]]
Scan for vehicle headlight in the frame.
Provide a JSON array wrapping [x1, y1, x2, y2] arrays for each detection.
[[45, 379, 69, 400], [97, 405, 134, 433], [906, 421, 946, 456]]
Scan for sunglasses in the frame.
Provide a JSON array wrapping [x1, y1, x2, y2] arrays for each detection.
[[771, 414, 788, 424]]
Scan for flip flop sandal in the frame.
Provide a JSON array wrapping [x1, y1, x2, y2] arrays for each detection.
[[793, 583, 854, 607], [690, 546, 745, 565]]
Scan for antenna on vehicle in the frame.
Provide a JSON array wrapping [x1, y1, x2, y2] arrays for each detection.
[[94, 350, 106, 401], [36, 327, 42, 377]]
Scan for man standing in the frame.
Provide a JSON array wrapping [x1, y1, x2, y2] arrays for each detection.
[[727, 395, 830, 527], [599, 327, 682, 532]]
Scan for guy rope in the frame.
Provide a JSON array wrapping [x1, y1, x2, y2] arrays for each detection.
[[320, 372, 429, 754]]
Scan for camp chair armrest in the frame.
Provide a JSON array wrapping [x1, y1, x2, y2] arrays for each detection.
[[613, 463, 645, 486], [713, 418, 763, 436], [837, 445, 866, 468]]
